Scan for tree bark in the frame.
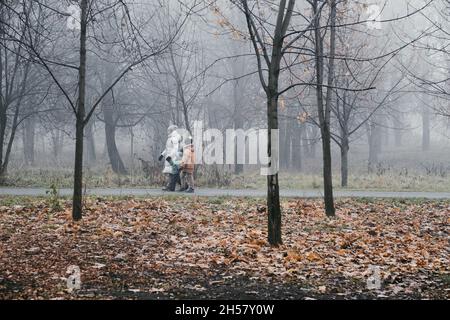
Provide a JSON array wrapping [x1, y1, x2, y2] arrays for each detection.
[[1, 62, 29, 181], [103, 102, 127, 174], [0, 107, 8, 176], [292, 124, 302, 171], [84, 118, 96, 166], [267, 94, 281, 246], [313, 0, 336, 217], [320, 123, 335, 216], [339, 89, 350, 187], [0, 103, 20, 181], [242, 0, 295, 245], [169, 45, 191, 134], [340, 135, 349, 187], [283, 119, 292, 169], [51, 129, 64, 162], [231, 49, 245, 174], [22, 116, 35, 166], [72, 0, 88, 221], [263, 0, 292, 245], [304, 125, 317, 159], [233, 101, 244, 174]]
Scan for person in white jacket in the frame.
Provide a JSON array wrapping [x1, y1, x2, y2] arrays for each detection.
[[159, 125, 182, 191]]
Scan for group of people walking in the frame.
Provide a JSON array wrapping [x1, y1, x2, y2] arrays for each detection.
[[159, 125, 195, 193]]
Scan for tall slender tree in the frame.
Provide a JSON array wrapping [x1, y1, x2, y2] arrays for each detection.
[[2, 0, 197, 220], [241, 0, 296, 245], [311, 0, 337, 216]]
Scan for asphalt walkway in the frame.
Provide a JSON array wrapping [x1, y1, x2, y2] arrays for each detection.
[[1, 188, 449, 199]]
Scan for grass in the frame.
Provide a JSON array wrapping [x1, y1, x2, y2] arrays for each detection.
[[1, 193, 448, 210], [1, 167, 450, 192], [229, 171, 450, 192], [0, 196, 49, 207], [439, 274, 450, 286]]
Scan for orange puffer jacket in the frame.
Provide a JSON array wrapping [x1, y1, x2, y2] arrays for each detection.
[[181, 144, 195, 173]]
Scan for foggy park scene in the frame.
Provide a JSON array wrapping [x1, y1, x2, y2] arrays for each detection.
[[0, 0, 448, 303]]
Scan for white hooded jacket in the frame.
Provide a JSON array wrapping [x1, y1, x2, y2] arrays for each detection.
[[161, 129, 182, 174]]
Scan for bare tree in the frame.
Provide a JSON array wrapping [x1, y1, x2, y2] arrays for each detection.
[[0, 1, 39, 181], [233, 0, 300, 245], [2, 0, 198, 220], [398, 0, 449, 118], [309, 0, 338, 216]]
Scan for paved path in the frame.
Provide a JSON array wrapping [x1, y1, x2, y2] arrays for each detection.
[[0, 188, 450, 199]]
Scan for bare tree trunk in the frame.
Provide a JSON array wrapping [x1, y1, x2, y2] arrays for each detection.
[[0, 103, 20, 181], [233, 103, 244, 174], [73, 116, 84, 221], [1, 62, 29, 181], [340, 134, 349, 187], [22, 116, 35, 166], [231, 50, 245, 174], [0, 106, 8, 178], [242, 0, 296, 245], [422, 108, 430, 151], [320, 121, 335, 216], [281, 118, 291, 169], [368, 122, 382, 173], [310, 126, 318, 158], [304, 125, 317, 159], [292, 124, 302, 171], [51, 129, 64, 162], [72, 0, 88, 221], [169, 45, 191, 133], [313, 0, 336, 217], [267, 94, 281, 245], [382, 125, 390, 148], [84, 118, 96, 166], [339, 90, 350, 187], [393, 115, 403, 147], [103, 102, 127, 174], [129, 127, 134, 182]]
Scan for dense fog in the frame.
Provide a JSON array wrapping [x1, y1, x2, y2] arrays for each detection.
[[0, 0, 449, 189]]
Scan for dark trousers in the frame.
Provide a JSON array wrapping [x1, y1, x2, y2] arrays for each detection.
[[167, 172, 181, 191]]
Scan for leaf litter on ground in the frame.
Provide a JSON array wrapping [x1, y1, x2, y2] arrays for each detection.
[[0, 197, 448, 299]]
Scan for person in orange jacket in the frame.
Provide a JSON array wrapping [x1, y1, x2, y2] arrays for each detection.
[[180, 136, 195, 193]]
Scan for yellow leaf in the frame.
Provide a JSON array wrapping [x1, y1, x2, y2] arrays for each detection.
[[306, 251, 322, 262], [285, 250, 302, 262]]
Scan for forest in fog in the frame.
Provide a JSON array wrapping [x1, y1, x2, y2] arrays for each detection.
[[0, 0, 449, 191], [0, 0, 449, 301]]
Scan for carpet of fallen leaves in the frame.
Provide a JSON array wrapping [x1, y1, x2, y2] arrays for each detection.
[[0, 196, 448, 300]]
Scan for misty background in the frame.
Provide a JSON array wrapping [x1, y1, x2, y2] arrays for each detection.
[[0, 0, 449, 191]]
